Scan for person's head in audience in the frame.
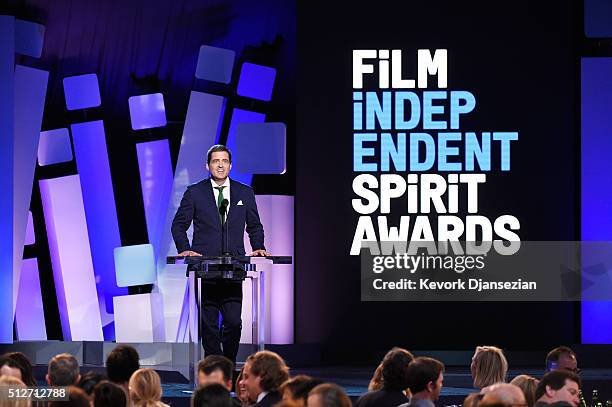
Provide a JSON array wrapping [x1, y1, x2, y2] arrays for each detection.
[[0, 375, 29, 407], [307, 383, 352, 407], [242, 350, 289, 402], [129, 368, 166, 407], [3, 353, 36, 387], [380, 347, 414, 392], [481, 383, 527, 406], [49, 386, 90, 407], [47, 353, 80, 386], [78, 371, 107, 396], [471, 346, 508, 389], [463, 392, 483, 407], [406, 356, 445, 402], [0, 356, 23, 381], [106, 345, 139, 390], [197, 355, 233, 391], [545, 347, 578, 374], [236, 366, 253, 405], [535, 371, 580, 407], [92, 380, 127, 407], [280, 375, 324, 407], [511, 375, 539, 407], [191, 383, 231, 407], [368, 363, 383, 391]]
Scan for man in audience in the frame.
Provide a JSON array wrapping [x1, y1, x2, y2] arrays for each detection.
[[308, 383, 352, 407], [280, 375, 324, 406], [481, 383, 527, 406], [355, 347, 413, 407], [545, 347, 579, 374], [106, 345, 140, 393], [198, 355, 234, 390], [400, 357, 445, 407], [534, 370, 581, 407], [47, 353, 81, 386], [241, 350, 290, 407], [192, 383, 232, 407]]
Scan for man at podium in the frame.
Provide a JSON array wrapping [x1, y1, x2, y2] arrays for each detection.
[[171, 144, 270, 363]]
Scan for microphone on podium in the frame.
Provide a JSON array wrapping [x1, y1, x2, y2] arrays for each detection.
[[219, 199, 229, 255]]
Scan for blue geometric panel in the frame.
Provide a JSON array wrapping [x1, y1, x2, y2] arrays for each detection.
[[128, 93, 167, 130], [63, 74, 101, 110], [15, 19, 45, 58], [585, 0, 612, 37], [235, 123, 286, 174], [224, 109, 266, 186], [195, 45, 235, 84], [38, 128, 73, 166], [25, 211, 35, 246], [114, 244, 156, 287], [237, 63, 276, 101]]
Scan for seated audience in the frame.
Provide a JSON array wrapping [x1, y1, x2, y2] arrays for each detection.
[[198, 355, 234, 391], [545, 347, 579, 374], [534, 371, 580, 407], [129, 368, 169, 407], [106, 345, 140, 393], [355, 347, 414, 407], [471, 346, 508, 389], [49, 386, 90, 407], [3, 353, 36, 387], [0, 375, 29, 407], [280, 375, 324, 406], [241, 350, 290, 407], [480, 383, 527, 406], [307, 383, 352, 407], [47, 353, 80, 386], [511, 375, 539, 407], [92, 380, 127, 407], [78, 371, 107, 396], [192, 383, 232, 407], [0, 356, 23, 381], [399, 356, 445, 407]]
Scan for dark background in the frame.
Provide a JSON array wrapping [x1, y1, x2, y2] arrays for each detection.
[[295, 0, 581, 363]]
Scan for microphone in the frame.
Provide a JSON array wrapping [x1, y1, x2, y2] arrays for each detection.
[[219, 199, 229, 255], [219, 199, 229, 219]]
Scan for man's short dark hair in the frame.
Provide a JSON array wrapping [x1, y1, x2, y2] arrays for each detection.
[[545, 346, 576, 371], [93, 380, 127, 407], [48, 353, 80, 386], [207, 145, 232, 164], [280, 375, 324, 403], [309, 383, 352, 407], [535, 371, 581, 400], [106, 345, 139, 384], [49, 386, 90, 407], [381, 347, 415, 391], [406, 357, 445, 394], [192, 383, 231, 407], [198, 355, 233, 383], [245, 350, 290, 393], [78, 371, 107, 395]]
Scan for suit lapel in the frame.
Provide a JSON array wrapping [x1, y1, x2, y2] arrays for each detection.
[[202, 178, 221, 226]]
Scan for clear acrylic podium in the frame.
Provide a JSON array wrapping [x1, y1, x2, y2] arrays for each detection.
[[166, 255, 292, 384]]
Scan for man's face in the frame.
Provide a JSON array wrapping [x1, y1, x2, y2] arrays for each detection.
[[307, 394, 324, 407], [556, 354, 578, 373], [431, 372, 443, 401], [241, 363, 263, 401], [197, 368, 231, 391], [547, 379, 580, 407], [207, 151, 231, 182]]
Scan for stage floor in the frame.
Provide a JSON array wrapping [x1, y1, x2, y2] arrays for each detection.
[[29, 365, 612, 407]]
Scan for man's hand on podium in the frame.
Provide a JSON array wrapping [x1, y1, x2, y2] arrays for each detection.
[[249, 249, 271, 257], [178, 250, 202, 257]]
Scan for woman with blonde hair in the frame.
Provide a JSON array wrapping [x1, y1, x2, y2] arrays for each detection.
[[0, 375, 30, 407], [510, 375, 539, 407], [470, 346, 508, 389], [128, 368, 169, 407]]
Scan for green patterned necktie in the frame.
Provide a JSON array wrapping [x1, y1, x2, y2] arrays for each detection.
[[215, 186, 226, 223]]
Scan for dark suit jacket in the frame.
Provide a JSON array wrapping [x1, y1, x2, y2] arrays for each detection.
[[171, 178, 265, 256], [253, 391, 281, 407], [355, 389, 409, 407]]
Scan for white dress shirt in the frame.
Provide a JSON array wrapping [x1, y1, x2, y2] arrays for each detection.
[[211, 177, 230, 216]]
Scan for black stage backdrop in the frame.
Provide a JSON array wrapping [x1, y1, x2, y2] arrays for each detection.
[[296, 0, 580, 363]]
